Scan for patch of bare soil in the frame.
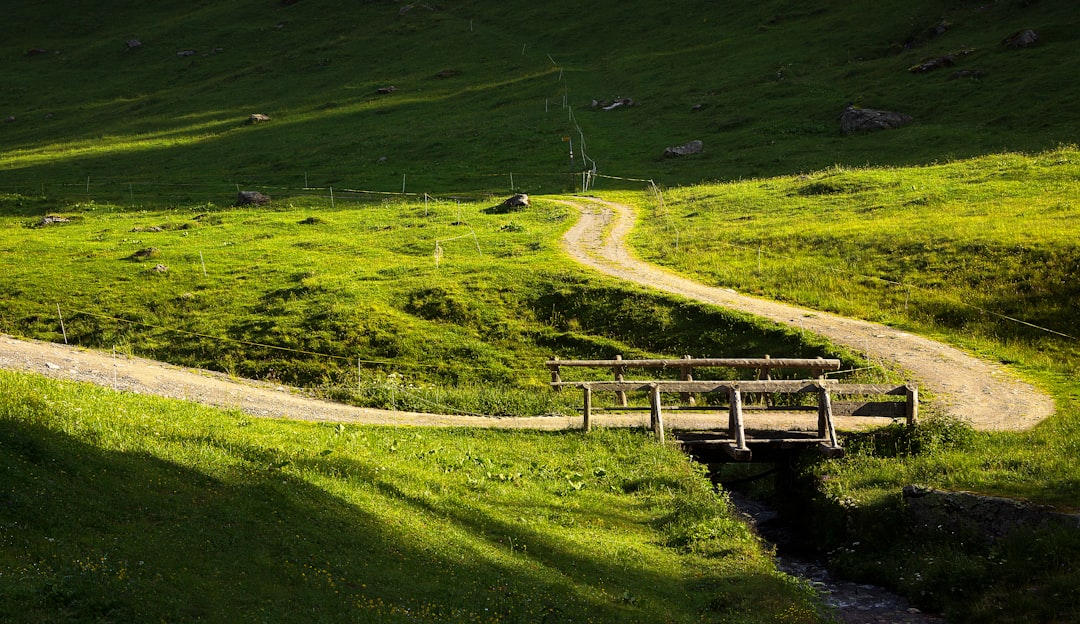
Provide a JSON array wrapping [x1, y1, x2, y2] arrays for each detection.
[[557, 198, 1054, 431]]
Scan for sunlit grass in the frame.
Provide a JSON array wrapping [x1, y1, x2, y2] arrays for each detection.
[[0, 191, 854, 417], [0, 369, 824, 623], [631, 147, 1080, 621]]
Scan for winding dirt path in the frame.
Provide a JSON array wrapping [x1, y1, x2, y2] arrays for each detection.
[[0, 198, 1054, 432], [558, 198, 1054, 431]]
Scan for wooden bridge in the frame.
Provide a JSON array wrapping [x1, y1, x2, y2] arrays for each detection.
[[547, 356, 918, 461]]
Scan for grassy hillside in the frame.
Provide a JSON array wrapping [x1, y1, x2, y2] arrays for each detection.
[[0, 370, 824, 623], [633, 147, 1080, 506], [4, 1, 1080, 621], [631, 147, 1080, 621], [0, 193, 863, 416], [1, 0, 1077, 198]]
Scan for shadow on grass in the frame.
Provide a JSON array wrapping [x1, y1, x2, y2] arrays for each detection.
[[0, 415, 814, 623]]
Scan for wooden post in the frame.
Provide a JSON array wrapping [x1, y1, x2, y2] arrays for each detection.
[[813, 356, 826, 380], [817, 384, 838, 448], [649, 383, 664, 443], [756, 353, 773, 407], [679, 354, 696, 406], [551, 356, 561, 391], [906, 385, 919, 426], [583, 385, 593, 432], [614, 354, 628, 407], [729, 386, 746, 451]]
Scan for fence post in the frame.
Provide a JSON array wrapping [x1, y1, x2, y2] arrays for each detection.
[[817, 383, 838, 448], [550, 356, 561, 391], [583, 385, 592, 432], [649, 383, 664, 443], [906, 385, 919, 426], [679, 354, 696, 406], [756, 354, 773, 407], [728, 385, 746, 451], [614, 354, 628, 407]]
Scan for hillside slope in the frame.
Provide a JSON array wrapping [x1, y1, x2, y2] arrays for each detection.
[[1, 0, 1077, 197]]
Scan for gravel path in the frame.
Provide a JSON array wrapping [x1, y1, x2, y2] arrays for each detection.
[[557, 198, 1055, 431], [0, 198, 1054, 432], [0, 334, 751, 431]]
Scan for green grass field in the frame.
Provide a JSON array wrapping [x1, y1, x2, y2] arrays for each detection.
[[633, 147, 1080, 507], [632, 147, 1080, 621], [0, 370, 824, 623], [1, 0, 1077, 196], [3, 0, 1080, 621], [0, 191, 864, 418]]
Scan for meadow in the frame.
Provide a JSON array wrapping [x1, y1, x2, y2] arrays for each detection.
[[0, 369, 824, 623], [1, 0, 1077, 197], [3, 0, 1080, 621], [634, 147, 1080, 621], [0, 191, 862, 418]]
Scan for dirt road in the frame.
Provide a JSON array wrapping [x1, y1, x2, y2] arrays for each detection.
[[558, 198, 1054, 431], [0, 198, 1054, 431]]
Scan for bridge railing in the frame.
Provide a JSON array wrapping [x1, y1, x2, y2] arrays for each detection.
[[546, 356, 917, 460], [546, 355, 842, 406]]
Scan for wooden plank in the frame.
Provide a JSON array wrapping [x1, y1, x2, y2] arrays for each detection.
[[546, 357, 841, 371], [683, 437, 831, 446], [552, 380, 827, 393], [832, 401, 908, 417], [829, 384, 909, 396]]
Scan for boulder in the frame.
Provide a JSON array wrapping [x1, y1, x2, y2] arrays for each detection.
[[590, 98, 637, 111], [25, 48, 48, 57], [126, 39, 142, 50], [235, 191, 271, 206], [177, 50, 196, 57], [485, 194, 530, 214], [663, 140, 703, 158], [948, 69, 985, 80], [909, 55, 955, 73], [909, 48, 974, 73], [483, 193, 529, 214], [377, 86, 397, 94], [129, 247, 160, 261], [1003, 29, 1039, 49], [501, 193, 529, 208], [37, 215, 70, 227], [247, 113, 271, 124], [840, 105, 912, 135]]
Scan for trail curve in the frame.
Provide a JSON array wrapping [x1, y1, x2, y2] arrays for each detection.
[[558, 198, 1054, 431]]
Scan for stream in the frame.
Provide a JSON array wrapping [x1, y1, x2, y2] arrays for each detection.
[[726, 491, 946, 624]]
